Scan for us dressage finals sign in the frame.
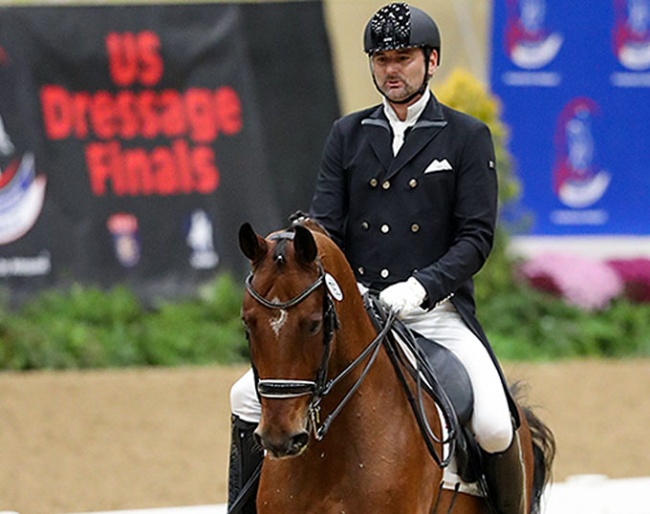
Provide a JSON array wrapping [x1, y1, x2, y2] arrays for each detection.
[[0, 3, 339, 302], [490, 0, 650, 237]]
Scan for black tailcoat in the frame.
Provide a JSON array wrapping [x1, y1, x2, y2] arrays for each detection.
[[310, 93, 517, 416]]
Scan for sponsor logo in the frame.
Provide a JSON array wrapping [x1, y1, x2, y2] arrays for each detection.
[[552, 98, 610, 217], [611, 0, 650, 87], [613, 0, 650, 70], [0, 251, 51, 278], [107, 213, 141, 268], [185, 209, 219, 270], [504, 0, 563, 70], [0, 115, 47, 245]]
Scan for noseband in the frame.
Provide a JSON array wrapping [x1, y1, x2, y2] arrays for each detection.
[[244, 231, 395, 440]]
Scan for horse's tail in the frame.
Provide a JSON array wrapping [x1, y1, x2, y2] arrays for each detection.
[[512, 383, 557, 514], [523, 403, 556, 514]]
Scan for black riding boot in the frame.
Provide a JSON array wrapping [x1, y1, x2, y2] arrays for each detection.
[[227, 415, 263, 514], [482, 431, 526, 514]]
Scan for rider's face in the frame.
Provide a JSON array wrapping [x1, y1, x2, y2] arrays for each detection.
[[370, 48, 436, 104]]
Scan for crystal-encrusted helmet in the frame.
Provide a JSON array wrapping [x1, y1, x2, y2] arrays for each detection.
[[363, 3, 441, 63]]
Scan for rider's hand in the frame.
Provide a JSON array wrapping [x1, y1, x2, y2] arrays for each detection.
[[379, 277, 427, 318]]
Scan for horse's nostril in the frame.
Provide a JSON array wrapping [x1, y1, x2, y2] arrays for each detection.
[[291, 431, 309, 453], [256, 429, 309, 458]]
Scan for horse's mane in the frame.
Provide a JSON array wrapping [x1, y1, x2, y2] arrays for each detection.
[[288, 211, 330, 237], [271, 237, 289, 267]]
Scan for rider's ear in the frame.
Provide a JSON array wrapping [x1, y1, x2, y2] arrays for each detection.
[[293, 225, 318, 265], [239, 223, 268, 264]]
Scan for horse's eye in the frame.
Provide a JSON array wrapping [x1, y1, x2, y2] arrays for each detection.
[[307, 319, 322, 336]]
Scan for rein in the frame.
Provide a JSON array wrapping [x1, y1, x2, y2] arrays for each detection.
[[308, 308, 396, 440], [364, 294, 461, 470]]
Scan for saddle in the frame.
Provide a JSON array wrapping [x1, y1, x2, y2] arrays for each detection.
[[364, 295, 483, 484], [414, 334, 473, 425]]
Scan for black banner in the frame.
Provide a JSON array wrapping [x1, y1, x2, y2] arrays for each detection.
[[0, 3, 339, 303]]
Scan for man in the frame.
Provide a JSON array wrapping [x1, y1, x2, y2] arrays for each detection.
[[309, 3, 525, 514], [227, 4, 523, 514]]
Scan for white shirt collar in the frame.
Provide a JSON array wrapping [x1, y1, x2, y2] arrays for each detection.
[[383, 88, 431, 128], [383, 89, 430, 155]]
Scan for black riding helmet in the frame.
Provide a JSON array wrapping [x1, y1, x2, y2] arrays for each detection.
[[363, 3, 441, 104], [364, 3, 441, 61]]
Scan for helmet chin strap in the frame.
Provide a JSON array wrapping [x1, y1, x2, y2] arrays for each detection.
[[370, 48, 433, 106], [372, 73, 429, 105]]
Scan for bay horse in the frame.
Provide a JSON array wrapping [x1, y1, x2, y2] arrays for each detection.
[[238, 220, 555, 514]]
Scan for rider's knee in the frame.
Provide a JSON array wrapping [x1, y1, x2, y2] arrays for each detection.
[[475, 419, 513, 454], [229, 376, 246, 412], [230, 370, 260, 423]]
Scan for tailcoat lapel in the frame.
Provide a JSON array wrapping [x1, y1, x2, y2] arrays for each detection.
[[361, 106, 393, 174]]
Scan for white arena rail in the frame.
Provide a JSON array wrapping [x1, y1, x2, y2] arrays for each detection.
[[542, 475, 650, 514], [68, 507, 225, 514]]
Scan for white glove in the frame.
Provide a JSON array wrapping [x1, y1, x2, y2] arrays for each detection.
[[379, 277, 427, 318]]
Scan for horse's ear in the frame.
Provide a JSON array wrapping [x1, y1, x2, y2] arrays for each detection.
[[293, 225, 318, 265], [239, 223, 268, 264]]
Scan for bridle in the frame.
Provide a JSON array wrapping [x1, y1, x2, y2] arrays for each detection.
[[244, 233, 396, 441], [245, 259, 334, 402]]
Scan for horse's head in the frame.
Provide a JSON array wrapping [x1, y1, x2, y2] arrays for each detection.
[[238, 222, 341, 458]]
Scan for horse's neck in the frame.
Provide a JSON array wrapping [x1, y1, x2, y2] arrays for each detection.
[[311, 295, 435, 480], [327, 293, 407, 412]]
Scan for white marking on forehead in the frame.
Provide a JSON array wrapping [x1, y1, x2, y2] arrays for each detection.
[[270, 307, 288, 337]]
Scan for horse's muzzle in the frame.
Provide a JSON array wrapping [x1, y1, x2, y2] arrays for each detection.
[[255, 428, 310, 459]]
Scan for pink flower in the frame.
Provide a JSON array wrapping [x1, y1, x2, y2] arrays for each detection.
[[606, 258, 650, 303], [519, 253, 624, 311]]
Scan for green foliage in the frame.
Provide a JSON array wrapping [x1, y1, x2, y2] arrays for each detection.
[[481, 283, 650, 361], [1, 269, 649, 369], [2, 70, 648, 369], [0, 274, 247, 371]]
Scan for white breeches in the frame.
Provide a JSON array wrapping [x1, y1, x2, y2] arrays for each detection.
[[230, 368, 261, 424], [400, 302, 513, 453], [230, 302, 513, 454]]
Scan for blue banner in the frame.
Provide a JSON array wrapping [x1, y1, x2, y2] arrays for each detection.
[[490, 0, 650, 235]]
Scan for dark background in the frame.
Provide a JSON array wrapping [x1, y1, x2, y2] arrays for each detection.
[[0, 2, 340, 303]]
